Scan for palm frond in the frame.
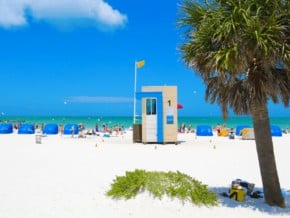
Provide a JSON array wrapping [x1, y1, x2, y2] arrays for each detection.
[[178, 0, 290, 116]]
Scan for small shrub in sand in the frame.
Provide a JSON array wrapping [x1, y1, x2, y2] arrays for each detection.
[[106, 169, 218, 206]]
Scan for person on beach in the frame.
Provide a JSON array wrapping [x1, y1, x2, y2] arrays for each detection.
[[179, 123, 186, 133], [59, 124, 64, 136], [71, 125, 75, 138], [95, 123, 99, 133], [102, 124, 107, 133], [121, 125, 125, 134], [187, 124, 193, 133], [114, 124, 120, 136]]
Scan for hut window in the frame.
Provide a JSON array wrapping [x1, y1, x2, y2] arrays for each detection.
[[146, 98, 157, 115]]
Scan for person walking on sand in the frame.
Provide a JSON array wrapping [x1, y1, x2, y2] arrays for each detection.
[[71, 125, 75, 138], [59, 124, 64, 136]]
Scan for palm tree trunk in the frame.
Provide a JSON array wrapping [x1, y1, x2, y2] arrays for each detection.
[[251, 102, 285, 207]]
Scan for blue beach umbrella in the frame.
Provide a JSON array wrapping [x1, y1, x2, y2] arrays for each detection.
[[18, 124, 35, 134], [43, 124, 59, 135], [0, 123, 13, 134]]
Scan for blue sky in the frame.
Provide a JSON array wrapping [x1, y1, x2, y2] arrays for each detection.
[[0, 0, 288, 117]]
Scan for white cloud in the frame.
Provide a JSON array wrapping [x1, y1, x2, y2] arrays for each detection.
[[0, 0, 127, 29], [66, 96, 133, 103]]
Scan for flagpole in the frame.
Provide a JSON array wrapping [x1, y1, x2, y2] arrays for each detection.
[[133, 61, 137, 124]]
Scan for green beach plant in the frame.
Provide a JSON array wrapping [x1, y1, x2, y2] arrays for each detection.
[[106, 169, 218, 206]]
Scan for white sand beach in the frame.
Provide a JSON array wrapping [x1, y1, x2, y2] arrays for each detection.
[[0, 131, 289, 218]]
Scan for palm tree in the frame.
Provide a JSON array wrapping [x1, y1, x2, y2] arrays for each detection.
[[178, 0, 290, 207]]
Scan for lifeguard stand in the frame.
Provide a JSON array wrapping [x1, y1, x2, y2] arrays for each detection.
[[136, 86, 177, 144]]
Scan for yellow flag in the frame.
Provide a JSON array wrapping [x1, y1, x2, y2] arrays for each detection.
[[136, 60, 145, 68]]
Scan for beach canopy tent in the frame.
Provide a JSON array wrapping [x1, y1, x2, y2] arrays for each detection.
[[241, 126, 282, 139], [241, 128, 255, 140], [235, 125, 251, 136], [218, 129, 229, 137], [196, 125, 213, 136], [271, 125, 282, 137], [0, 123, 13, 134], [43, 123, 59, 135], [18, 124, 35, 134], [63, 124, 79, 135]]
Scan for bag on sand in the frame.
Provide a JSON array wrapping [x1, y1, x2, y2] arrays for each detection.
[[220, 179, 263, 201]]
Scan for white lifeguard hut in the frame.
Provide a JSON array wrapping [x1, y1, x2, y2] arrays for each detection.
[[135, 86, 178, 144]]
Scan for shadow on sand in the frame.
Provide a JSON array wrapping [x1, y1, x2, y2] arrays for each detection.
[[211, 187, 290, 216]]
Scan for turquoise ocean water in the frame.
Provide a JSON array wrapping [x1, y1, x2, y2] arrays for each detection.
[[1, 116, 289, 130]]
